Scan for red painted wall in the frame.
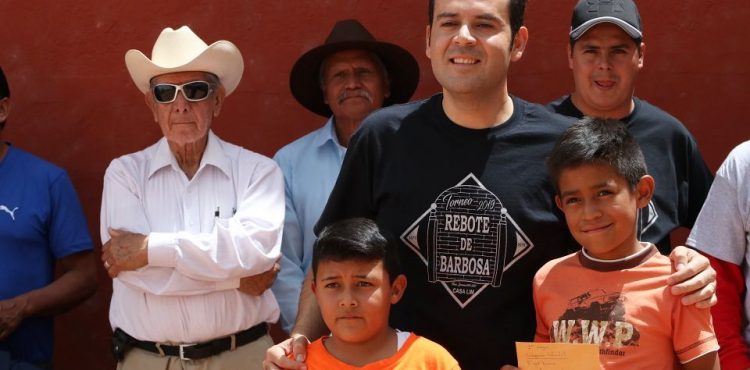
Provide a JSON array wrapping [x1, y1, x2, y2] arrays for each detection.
[[0, 1, 746, 368]]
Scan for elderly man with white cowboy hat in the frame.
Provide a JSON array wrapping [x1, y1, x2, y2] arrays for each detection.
[[100, 26, 284, 369], [271, 19, 419, 334]]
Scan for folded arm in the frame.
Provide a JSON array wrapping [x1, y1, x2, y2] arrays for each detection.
[[100, 158, 284, 295]]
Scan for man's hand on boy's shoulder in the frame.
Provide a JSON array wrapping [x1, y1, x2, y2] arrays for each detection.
[[263, 334, 310, 370], [668, 246, 718, 308]]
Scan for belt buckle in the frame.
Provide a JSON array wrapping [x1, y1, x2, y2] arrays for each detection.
[[179, 343, 196, 361]]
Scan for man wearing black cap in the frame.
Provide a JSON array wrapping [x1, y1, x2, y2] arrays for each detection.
[[271, 19, 419, 334], [0, 67, 96, 368], [548, 0, 713, 255]]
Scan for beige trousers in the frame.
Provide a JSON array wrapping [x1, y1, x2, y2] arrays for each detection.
[[116, 334, 273, 370]]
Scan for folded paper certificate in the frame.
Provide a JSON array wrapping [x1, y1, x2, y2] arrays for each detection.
[[516, 342, 600, 370]]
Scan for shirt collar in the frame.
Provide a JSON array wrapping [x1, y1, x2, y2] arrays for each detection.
[[578, 242, 657, 272], [311, 117, 343, 149], [147, 130, 232, 179]]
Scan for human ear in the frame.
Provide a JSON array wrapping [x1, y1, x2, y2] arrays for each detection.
[[510, 26, 529, 62], [425, 25, 432, 59], [145, 93, 158, 122], [554, 195, 563, 211], [389, 274, 407, 304], [637, 41, 645, 69], [567, 43, 574, 70], [635, 175, 655, 208], [212, 86, 226, 117], [0, 97, 10, 123]]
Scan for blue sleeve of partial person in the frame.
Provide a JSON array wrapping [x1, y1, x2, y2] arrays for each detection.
[[47, 171, 94, 258]]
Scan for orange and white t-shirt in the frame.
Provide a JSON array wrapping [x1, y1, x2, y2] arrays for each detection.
[[533, 244, 718, 369], [305, 332, 460, 370]]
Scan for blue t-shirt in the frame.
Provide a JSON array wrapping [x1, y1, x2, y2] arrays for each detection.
[[0, 145, 93, 363]]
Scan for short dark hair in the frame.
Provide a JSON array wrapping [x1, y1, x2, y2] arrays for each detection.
[[428, 0, 527, 40], [547, 117, 647, 193], [312, 218, 400, 281], [0, 67, 9, 129]]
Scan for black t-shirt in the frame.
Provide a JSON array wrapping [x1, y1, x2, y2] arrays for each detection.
[[316, 94, 578, 369], [547, 96, 713, 254]]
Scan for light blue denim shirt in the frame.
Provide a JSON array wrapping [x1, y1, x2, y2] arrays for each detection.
[[271, 118, 345, 333]]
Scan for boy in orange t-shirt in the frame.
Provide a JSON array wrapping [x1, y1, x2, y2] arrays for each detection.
[[304, 218, 459, 369], [531, 118, 719, 369]]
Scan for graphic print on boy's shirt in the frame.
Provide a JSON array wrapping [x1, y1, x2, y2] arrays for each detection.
[[551, 288, 641, 356], [401, 174, 534, 308]]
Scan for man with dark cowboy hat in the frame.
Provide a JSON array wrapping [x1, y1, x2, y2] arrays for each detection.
[[0, 67, 96, 370], [271, 19, 419, 334], [100, 26, 284, 369]]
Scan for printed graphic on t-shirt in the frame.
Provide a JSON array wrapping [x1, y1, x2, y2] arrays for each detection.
[[551, 288, 640, 357], [638, 201, 658, 235], [0, 204, 18, 221], [401, 174, 534, 308]]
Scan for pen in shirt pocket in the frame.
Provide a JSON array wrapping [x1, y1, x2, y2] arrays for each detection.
[[213, 207, 237, 220]]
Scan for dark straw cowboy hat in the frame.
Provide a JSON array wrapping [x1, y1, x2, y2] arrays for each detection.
[[290, 19, 420, 117]]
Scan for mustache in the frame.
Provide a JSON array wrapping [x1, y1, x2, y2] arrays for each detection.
[[337, 89, 373, 104]]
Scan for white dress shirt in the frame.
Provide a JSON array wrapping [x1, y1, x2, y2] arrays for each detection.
[[100, 131, 283, 342]]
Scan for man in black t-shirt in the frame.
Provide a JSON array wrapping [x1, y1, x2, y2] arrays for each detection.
[[547, 0, 713, 254], [264, 1, 718, 369]]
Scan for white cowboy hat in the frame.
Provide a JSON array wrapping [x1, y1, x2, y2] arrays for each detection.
[[125, 26, 244, 96]]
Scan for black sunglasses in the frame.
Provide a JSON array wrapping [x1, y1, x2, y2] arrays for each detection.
[[152, 81, 213, 103]]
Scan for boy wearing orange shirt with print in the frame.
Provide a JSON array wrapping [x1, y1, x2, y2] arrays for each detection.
[[305, 218, 459, 369], [532, 118, 718, 369]]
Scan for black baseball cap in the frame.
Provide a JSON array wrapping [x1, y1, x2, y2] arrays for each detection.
[[570, 0, 642, 41]]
